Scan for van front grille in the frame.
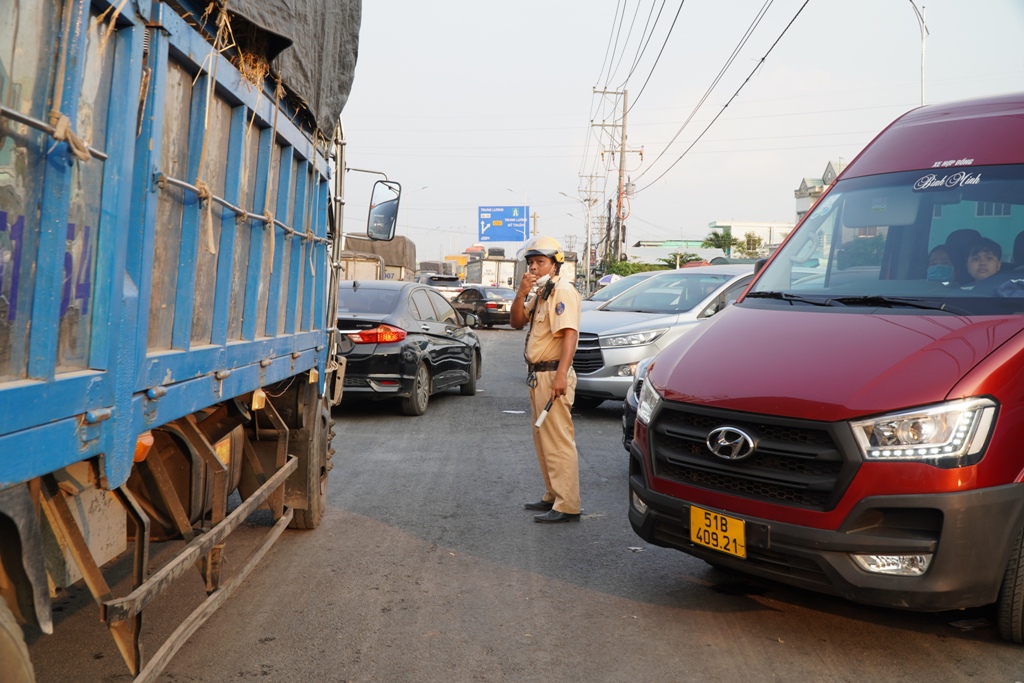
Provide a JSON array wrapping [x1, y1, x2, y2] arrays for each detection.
[[649, 402, 859, 511]]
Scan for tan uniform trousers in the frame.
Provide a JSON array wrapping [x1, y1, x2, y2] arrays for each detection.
[[529, 368, 581, 514]]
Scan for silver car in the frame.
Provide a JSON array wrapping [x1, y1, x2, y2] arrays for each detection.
[[572, 265, 754, 407], [580, 270, 663, 311]]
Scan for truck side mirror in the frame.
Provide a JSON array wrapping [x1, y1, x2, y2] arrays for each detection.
[[367, 180, 401, 241]]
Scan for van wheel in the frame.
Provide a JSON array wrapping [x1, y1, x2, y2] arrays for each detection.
[[401, 363, 430, 416], [997, 524, 1024, 643], [0, 596, 34, 683]]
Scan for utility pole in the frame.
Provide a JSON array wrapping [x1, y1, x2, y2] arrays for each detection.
[[615, 90, 628, 263], [593, 88, 641, 263], [578, 173, 601, 295], [908, 0, 929, 106]]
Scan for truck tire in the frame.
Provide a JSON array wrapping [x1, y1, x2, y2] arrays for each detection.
[[289, 394, 333, 530], [0, 596, 34, 683], [400, 363, 430, 416], [460, 354, 478, 396], [997, 524, 1024, 643]]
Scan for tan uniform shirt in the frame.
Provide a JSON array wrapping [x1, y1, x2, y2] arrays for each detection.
[[524, 276, 581, 363]]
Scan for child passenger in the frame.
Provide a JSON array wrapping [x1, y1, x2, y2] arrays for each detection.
[[963, 238, 1003, 288]]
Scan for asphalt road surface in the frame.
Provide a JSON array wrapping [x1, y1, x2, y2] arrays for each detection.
[[27, 327, 1024, 682]]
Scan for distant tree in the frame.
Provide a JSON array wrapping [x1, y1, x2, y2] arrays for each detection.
[[736, 232, 767, 259], [702, 230, 741, 256], [837, 235, 885, 269], [656, 251, 704, 268], [602, 257, 670, 277]]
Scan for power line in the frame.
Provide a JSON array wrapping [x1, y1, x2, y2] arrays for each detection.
[[622, 1, 666, 87], [607, 1, 646, 86], [637, 0, 812, 192], [598, 0, 629, 89], [621, 0, 686, 114], [636, 0, 774, 173]]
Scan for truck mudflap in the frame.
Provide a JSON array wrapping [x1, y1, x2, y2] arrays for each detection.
[[0, 485, 52, 635], [628, 446, 1024, 612]]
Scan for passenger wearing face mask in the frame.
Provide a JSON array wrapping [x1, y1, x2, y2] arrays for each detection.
[[926, 245, 955, 284]]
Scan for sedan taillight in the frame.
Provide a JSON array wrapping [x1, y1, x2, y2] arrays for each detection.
[[349, 324, 407, 344], [485, 302, 499, 309]]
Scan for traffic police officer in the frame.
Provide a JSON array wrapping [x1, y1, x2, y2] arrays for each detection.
[[510, 236, 582, 523]]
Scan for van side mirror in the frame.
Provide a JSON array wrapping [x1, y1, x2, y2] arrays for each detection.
[[367, 180, 401, 241], [754, 258, 767, 275]]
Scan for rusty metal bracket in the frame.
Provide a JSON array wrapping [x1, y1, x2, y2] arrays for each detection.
[[103, 455, 296, 624], [136, 453, 195, 542], [132, 507, 293, 683], [39, 476, 142, 675], [176, 416, 228, 592], [254, 398, 290, 520]]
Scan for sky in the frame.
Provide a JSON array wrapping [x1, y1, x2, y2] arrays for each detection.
[[339, 0, 1024, 265]]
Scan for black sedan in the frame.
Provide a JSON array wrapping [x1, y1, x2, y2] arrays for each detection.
[[337, 280, 482, 415], [452, 286, 517, 328]]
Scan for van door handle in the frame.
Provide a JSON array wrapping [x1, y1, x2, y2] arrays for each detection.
[[421, 325, 430, 331]]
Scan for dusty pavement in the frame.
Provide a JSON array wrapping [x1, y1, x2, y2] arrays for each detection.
[[27, 327, 1024, 682]]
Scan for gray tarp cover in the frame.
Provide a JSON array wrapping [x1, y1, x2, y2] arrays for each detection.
[[223, 0, 361, 133], [344, 235, 417, 273]]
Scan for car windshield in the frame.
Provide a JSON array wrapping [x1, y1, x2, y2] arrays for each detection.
[[602, 272, 734, 313], [749, 165, 1024, 315], [337, 287, 399, 314], [483, 288, 516, 300], [587, 272, 660, 302]]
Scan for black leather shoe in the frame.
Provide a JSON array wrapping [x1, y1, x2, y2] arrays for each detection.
[[534, 510, 581, 523], [524, 500, 554, 511]]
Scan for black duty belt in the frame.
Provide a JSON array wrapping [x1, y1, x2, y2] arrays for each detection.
[[527, 360, 561, 373]]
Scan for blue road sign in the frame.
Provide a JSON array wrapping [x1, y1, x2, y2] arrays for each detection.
[[478, 206, 529, 242]]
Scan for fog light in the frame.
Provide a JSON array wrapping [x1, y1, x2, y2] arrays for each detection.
[[631, 491, 648, 514], [852, 553, 932, 576], [617, 364, 638, 378]]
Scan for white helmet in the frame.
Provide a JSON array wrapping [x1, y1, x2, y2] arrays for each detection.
[[517, 235, 564, 264]]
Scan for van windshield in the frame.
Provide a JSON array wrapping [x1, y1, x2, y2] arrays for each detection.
[[748, 165, 1024, 314]]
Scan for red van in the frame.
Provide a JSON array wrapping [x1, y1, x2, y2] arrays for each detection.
[[628, 93, 1024, 643]]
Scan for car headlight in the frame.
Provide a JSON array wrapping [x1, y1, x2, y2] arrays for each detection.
[[632, 356, 655, 399], [637, 379, 662, 425], [850, 397, 997, 468], [601, 328, 667, 348]]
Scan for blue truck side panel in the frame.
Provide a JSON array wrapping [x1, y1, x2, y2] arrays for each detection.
[[0, 0, 334, 490]]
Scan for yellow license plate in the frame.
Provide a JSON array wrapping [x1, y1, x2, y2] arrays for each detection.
[[690, 505, 746, 559]]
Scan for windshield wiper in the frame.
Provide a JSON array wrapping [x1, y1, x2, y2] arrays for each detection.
[[744, 291, 840, 307], [829, 295, 973, 315]]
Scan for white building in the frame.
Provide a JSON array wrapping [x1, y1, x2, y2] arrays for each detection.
[[706, 220, 795, 254], [795, 160, 846, 223]]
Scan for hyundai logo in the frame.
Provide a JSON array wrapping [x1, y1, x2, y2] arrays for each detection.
[[706, 426, 756, 460]]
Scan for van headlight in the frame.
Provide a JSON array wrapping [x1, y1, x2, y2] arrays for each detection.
[[601, 328, 667, 348], [637, 380, 662, 425], [850, 397, 997, 468]]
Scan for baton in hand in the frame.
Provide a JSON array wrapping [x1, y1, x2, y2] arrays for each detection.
[[534, 398, 554, 428]]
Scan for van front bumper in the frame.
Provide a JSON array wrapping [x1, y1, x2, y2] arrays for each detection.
[[628, 445, 1024, 612]]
